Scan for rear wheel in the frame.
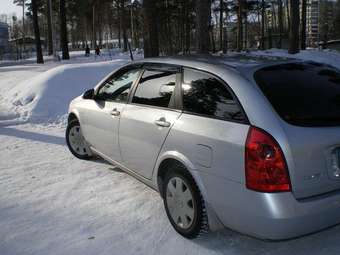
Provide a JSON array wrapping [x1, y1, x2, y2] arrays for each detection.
[[162, 168, 208, 239], [66, 120, 92, 160]]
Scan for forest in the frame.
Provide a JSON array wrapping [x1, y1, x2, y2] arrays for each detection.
[[9, 0, 340, 63]]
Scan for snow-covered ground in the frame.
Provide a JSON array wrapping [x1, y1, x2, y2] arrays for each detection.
[[1, 49, 340, 255], [248, 48, 340, 69]]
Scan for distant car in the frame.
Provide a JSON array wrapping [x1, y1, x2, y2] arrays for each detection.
[[66, 56, 340, 240]]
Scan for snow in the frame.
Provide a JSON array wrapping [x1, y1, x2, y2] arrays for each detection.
[[2, 123, 340, 255], [6, 60, 126, 123], [1, 49, 340, 254], [247, 48, 340, 69]]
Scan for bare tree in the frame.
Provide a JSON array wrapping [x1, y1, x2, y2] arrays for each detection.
[[31, 0, 44, 63], [288, 0, 299, 54], [196, 0, 211, 53]]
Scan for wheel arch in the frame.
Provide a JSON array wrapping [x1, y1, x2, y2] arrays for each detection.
[[153, 151, 206, 200], [67, 110, 80, 124], [153, 151, 224, 231]]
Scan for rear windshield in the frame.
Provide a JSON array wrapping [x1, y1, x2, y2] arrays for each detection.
[[254, 62, 340, 127]]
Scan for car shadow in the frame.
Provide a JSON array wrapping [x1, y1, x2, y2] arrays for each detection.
[[0, 127, 65, 146]]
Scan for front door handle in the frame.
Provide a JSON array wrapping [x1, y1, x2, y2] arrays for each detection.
[[155, 117, 171, 127], [110, 108, 120, 116]]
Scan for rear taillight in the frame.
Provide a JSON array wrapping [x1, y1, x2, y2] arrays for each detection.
[[245, 126, 291, 193]]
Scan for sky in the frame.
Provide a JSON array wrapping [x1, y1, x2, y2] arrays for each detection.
[[0, 0, 22, 18]]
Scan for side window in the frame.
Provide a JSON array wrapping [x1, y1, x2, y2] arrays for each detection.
[[182, 68, 245, 122], [96, 68, 140, 102], [132, 69, 176, 108]]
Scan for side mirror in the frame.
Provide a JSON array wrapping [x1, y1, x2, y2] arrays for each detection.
[[83, 89, 94, 100]]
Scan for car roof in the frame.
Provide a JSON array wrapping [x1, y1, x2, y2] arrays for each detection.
[[134, 54, 301, 76]]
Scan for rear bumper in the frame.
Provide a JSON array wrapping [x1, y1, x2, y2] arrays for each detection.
[[200, 172, 340, 240]]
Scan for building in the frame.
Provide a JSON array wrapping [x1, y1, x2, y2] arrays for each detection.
[[306, 0, 336, 47], [0, 21, 9, 53]]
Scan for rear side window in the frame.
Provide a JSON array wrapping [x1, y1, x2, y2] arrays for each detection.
[[254, 62, 340, 126], [132, 70, 176, 108], [182, 68, 246, 122]]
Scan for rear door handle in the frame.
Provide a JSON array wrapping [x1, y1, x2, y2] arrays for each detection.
[[154, 117, 171, 127], [110, 108, 120, 116]]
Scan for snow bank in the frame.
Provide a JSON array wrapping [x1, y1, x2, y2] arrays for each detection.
[[248, 48, 340, 69], [2, 60, 129, 124]]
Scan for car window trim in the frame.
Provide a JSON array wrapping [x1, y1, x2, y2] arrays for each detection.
[[128, 63, 181, 111], [95, 64, 143, 102], [179, 66, 250, 124]]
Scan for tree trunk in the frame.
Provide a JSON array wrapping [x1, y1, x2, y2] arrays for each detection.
[[288, 0, 300, 54], [185, 1, 191, 54], [272, 3, 277, 33], [92, 5, 96, 49], [286, 0, 290, 32], [120, 0, 128, 52], [219, 0, 223, 51], [260, 0, 265, 50], [196, 0, 211, 53], [46, 0, 53, 55], [237, 0, 244, 51], [335, 1, 340, 39], [98, 12, 103, 47], [278, 0, 283, 49], [118, 20, 121, 48], [143, 0, 159, 57], [31, 0, 44, 63], [210, 27, 216, 53], [223, 5, 228, 53], [243, 7, 247, 50], [301, 0, 307, 50], [60, 0, 70, 59], [268, 26, 272, 49]]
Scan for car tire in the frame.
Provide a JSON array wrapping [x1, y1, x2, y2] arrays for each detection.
[[66, 120, 93, 160], [162, 166, 209, 239]]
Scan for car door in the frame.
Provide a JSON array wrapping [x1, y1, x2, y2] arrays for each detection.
[[80, 66, 142, 162], [118, 65, 182, 179]]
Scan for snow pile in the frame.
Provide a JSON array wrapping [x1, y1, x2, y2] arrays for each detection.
[[0, 60, 129, 125], [248, 48, 340, 69]]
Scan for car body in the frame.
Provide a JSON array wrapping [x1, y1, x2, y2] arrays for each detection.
[[67, 55, 340, 240]]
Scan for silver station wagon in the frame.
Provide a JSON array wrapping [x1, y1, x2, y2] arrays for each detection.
[[66, 56, 340, 240]]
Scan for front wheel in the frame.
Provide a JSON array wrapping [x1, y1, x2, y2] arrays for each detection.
[[162, 169, 209, 239], [66, 120, 92, 160]]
